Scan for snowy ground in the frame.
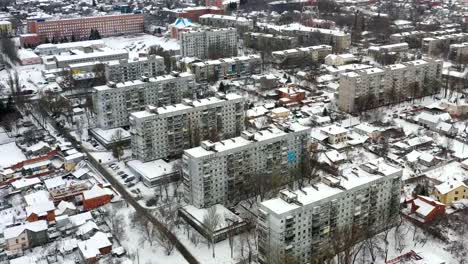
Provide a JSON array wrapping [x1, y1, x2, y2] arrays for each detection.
[[0, 64, 46, 95], [0, 141, 26, 168], [101, 33, 180, 59]]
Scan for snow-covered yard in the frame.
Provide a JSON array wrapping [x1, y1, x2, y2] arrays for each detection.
[[0, 141, 26, 167]]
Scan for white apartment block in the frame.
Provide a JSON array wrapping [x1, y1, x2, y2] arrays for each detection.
[[104, 55, 166, 83], [271, 45, 332, 66], [190, 54, 261, 82], [422, 33, 468, 56], [257, 159, 402, 264], [93, 72, 196, 128], [182, 124, 311, 208], [368, 42, 409, 58], [338, 58, 443, 113], [244, 32, 298, 51], [180, 27, 237, 59], [260, 23, 351, 52], [129, 93, 246, 162], [199, 14, 254, 29], [449, 42, 468, 62]]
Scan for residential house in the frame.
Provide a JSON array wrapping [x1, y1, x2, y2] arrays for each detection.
[[78, 232, 112, 264], [405, 195, 445, 223], [24, 190, 56, 222], [434, 181, 468, 205], [3, 220, 48, 254], [320, 125, 348, 145], [82, 185, 113, 211]]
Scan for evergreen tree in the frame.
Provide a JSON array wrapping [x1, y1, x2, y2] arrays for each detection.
[[322, 108, 328, 116], [89, 29, 95, 40], [95, 29, 101, 39], [286, 76, 292, 83], [71, 34, 76, 42], [219, 82, 225, 93], [44, 37, 50, 43], [92, 0, 97, 6], [157, 27, 162, 35]]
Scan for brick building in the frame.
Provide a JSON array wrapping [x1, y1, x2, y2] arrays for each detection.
[[21, 14, 144, 46], [82, 185, 113, 211]]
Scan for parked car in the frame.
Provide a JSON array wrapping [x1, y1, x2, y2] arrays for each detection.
[[117, 171, 125, 176], [126, 182, 136, 188], [125, 176, 135, 183]]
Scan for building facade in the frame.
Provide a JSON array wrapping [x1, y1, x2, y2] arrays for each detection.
[[244, 32, 298, 52], [257, 161, 402, 264], [22, 14, 144, 45], [182, 124, 311, 208], [199, 14, 253, 29], [271, 45, 332, 67], [448, 42, 468, 62], [130, 93, 245, 161], [104, 55, 166, 83], [93, 72, 196, 128], [180, 27, 237, 59], [338, 58, 443, 113], [189, 54, 261, 82]]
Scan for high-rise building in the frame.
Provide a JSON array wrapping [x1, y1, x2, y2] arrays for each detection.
[[129, 93, 245, 162], [257, 159, 402, 264], [104, 55, 166, 83], [338, 58, 443, 113], [92, 72, 196, 128], [182, 124, 311, 208], [180, 27, 237, 59]]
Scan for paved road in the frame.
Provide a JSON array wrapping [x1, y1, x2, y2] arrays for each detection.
[[29, 106, 199, 264]]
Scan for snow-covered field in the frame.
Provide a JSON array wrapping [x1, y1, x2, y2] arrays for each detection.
[[102, 34, 180, 59], [0, 142, 26, 167]]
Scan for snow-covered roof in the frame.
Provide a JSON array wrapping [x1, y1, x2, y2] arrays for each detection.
[[320, 124, 348, 135], [77, 220, 99, 236], [71, 167, 90, 179], [407, 136, 433, 147], [69, 212, 93, 227], [44, 176, 65, 190], [3, 220, 47, 239], [406, 150, 422, 163], [11, 177, 41, 190], [127, 159, 175, 180], [55, 200, 77, 216], [82, 185, 113, 200], [413, 198, 435, 217], [435, 180, 467, 195], [9, 256, 38, 264], [324, 150, 346, 163], [26, 142, 50, 153], [78, 232, 112, 259], [181, 204, 243, 231], [419, 153, 434, 163]]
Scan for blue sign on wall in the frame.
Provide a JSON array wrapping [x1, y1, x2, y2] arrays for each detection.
[[287, 151, 296, 163]]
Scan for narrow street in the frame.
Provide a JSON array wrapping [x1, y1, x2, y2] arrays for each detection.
[[28, 104, 200, 264]]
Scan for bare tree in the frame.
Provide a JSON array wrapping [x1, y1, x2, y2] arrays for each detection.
[[111, 129, 125, 161], [203, 205, 221, 258]]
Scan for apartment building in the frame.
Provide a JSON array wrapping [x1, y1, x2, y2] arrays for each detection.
[[271, 45, 332, 67], [130, 93, 245, 161], [21, 14, 144, 45], [189, 54, 261, 82], [180, 27, 237, 59], [182, 124, 311, 208], [422, 33, 468, 56], [199, 14, 253, 29], [0, 20, 12, 36], [52, 50, 129, 68], [368, 43, 409, 57], [338, 58, 443, 113], [257, 160, 402, 264], [93, 72, 196, 128], [261, 23, 351, 52], [104, 55, 166, 83], [244, 32, 298, 51], [448, 42, 468, 62]]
